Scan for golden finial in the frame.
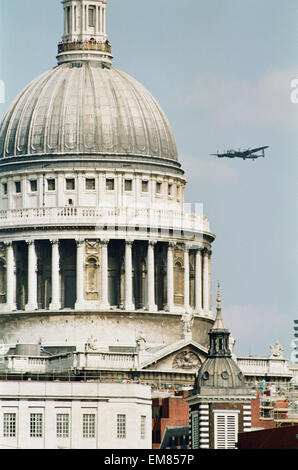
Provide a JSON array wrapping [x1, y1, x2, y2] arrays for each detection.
[[217, 281, 221, 306]]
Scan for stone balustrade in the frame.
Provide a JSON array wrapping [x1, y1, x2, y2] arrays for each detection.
[[0, 351, 138, 374], [0, 206, 210, 234], [237, 357, 292, 378], [58, 40, 112, 54]]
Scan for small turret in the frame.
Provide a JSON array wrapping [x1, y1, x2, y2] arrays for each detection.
[[194, 282, 247, 392], [208, 282, 231, 357]]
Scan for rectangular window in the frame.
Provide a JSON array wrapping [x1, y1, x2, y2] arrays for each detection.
[[30, 180, 37, 192], [191, 413, 199, 449], [66, 178, 75, 191], [168, 184, 172, 196], [86, 178, 96, 191], [141, 180, 148, 192], [88, 7, 95, 27], [30, 413, 43, 438], [214, 412, 238, 449], [15, 181, 21, 193], [124, 179, 132, 191], [3, 413, 16, 437], [106, 178, 114, 191], [156, 182, 162, 194], [141, 415, 146, 440], [2, 183, 7, 195], [57, 414, 69, 438], [83, 414, 95, 438], [47, 179, 56, 191], [117, 414, 126, 439], [66, 7, 71, 34]]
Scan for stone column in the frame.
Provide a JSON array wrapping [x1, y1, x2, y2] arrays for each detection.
[[202, 249, 209, 313], [147, 240, 157, 311], [103, 6, 106, 34], [165, 242, 175, 312], [184, 245, 190, 312], [195, 248, 202, 313], [99, 6, 103, 33], [95, 5, 99, 33], [124, 240, 134, 311], [49, 239, 61, 311], [5, 242, 16, 311], [99, 239, 110, 310], [75, 239, 85, 310], [25, 240, 38, 311]]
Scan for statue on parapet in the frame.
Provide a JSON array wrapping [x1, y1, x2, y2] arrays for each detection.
[[270, 341, 284, 358]]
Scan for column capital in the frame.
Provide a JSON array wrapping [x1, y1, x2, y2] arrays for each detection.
[[148, 239, 157, 247], [125, 239, 134, 247], [76, 238, 85, 247], [168, 241, 176, 249], [25, 239, 35, 246], [50, 238, 60, 246], [3, 241, 13, 248], [99, 238, 110, 246], [202, 247, 211, 256]]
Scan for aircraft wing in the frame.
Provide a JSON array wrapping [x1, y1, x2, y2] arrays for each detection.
[[250, 146, 269, 154]]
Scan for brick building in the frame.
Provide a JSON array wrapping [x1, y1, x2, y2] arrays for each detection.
[[152, 391, 190, 449]]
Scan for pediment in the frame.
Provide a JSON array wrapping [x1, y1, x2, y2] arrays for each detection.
[[140, 339, 208, 372]]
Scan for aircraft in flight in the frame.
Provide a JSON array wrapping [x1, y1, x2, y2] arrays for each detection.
[[210, 146, 269, 160]]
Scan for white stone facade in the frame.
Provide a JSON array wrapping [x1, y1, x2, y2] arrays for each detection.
[[0, 381, 152, 449], [0, 165, 214, 348], [0, 0, 216, 356]]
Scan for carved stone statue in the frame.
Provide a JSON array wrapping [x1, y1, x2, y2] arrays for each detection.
[[270, 341, 284, 358], [181, 311, 194, 339], [85, 335, 98, 352]]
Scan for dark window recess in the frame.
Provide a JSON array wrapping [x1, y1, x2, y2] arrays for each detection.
[[66, 178, 75, 190], [142, 180, 148, 192], [156, 182, 162, 194], [106, 179, 114, 190], [86, 178, 96, 190], [47, 179, 56, 191], [15, 181, 21, 193], [88, 7, 95, 27], [124, 179, 132, 191], [2, 183, 7, 195], [30, 180, 37, 192]]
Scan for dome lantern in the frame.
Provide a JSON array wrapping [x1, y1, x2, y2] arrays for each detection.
[[57, 0, 113, 66]]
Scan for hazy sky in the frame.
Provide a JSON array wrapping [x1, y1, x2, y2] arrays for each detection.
[[0, 0, 297, 359]]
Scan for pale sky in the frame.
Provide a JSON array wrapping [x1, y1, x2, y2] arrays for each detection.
[[0, 0, 297, 359]]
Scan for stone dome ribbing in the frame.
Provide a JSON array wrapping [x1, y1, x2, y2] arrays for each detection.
[[0, 62, 178, 162]]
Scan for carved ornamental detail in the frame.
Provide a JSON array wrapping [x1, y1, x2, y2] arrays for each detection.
[[172, 349, 201, 370]]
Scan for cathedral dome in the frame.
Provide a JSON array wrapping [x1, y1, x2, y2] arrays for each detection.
[[0, 62, 178, 163]]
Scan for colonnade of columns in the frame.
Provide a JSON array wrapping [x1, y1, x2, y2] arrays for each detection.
[[0, 239, 212, 316], [64, 1, 107, 39]]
